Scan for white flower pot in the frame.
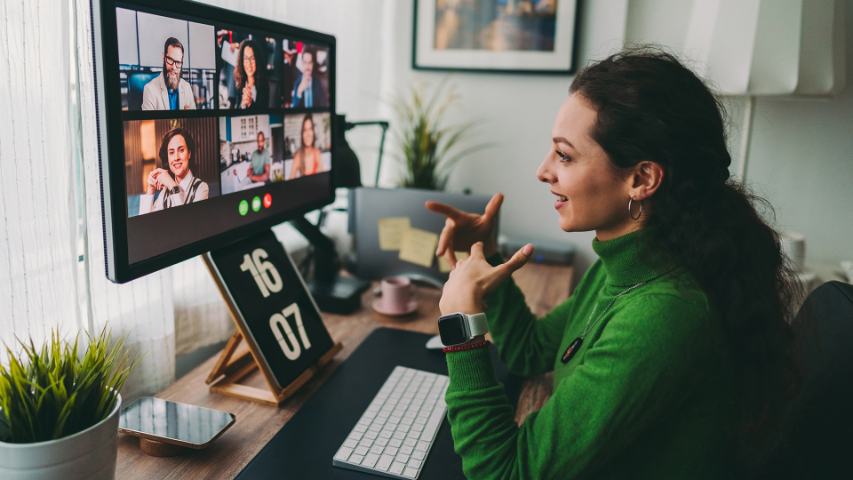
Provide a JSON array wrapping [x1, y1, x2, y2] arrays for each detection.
[[0, 393, 121, 480]]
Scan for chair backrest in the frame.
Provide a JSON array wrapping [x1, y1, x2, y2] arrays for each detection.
[[127, 72, 160, 110], [758, 281, 853, 479]]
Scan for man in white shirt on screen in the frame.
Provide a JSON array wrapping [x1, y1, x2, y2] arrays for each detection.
[[141, 37, 197, 111]]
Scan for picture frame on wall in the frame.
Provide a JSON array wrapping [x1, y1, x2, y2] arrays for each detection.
[[412, 0, 580, 74]]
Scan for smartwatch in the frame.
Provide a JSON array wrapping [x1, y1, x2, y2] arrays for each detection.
[[438, 312, 488, 346]]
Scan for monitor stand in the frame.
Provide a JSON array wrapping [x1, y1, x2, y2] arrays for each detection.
[[290, 216, 369, 314]]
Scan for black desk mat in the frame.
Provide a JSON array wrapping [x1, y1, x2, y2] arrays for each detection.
[[237, 327, 517, 479]]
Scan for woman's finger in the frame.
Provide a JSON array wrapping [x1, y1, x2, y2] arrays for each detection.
[[436, 218, 456, 256], [482, 193, 504, 222], [425, 200, 468, 221], [469, 241, 485, 259], [495, 243, 534, 278], [445, 249, 458, 269]]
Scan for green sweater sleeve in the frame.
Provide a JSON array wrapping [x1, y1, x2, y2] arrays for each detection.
[[483, 254, 583, 377], [444, 293, 711, 480]]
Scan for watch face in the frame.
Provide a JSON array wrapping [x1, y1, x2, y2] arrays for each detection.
[[439, 313, 468, 346]]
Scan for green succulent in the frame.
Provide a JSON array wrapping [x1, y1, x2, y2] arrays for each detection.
[[392, 80, 485, 190], [0, 327, 134, 443]]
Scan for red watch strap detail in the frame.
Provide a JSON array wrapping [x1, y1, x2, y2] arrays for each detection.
[[442, 338, 489, 353]]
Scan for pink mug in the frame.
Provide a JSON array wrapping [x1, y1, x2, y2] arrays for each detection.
[[378, 276, 414, 314]]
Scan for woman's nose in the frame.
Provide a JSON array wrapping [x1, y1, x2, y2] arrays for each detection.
[[537, 156, 555, 184]]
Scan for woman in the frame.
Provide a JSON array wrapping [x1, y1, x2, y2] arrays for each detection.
[[140, 127, 209, 214], [233, 39, 269, 110], [289, 114, 323, 179], [428, 49, 798, 479]]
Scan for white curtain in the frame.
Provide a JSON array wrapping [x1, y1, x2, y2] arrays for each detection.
[[0, 0, 175, 400]]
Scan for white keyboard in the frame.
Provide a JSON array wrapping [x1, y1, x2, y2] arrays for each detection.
[[332, 366, 449, 479]]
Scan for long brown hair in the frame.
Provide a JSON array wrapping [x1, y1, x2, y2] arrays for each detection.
[[233, 39, 264, 90]]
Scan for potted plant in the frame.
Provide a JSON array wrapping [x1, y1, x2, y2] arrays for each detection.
[[392, 81, 484, 190], [0, 328, 133, 480]]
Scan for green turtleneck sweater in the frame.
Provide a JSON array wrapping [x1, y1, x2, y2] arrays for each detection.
[[443, 229, 736, 479]]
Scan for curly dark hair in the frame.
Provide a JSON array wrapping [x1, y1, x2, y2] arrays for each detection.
[[570, 47, 800, 469], [233, 38, 265, 90]]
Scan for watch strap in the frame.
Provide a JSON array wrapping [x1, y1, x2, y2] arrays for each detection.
[[467, 313, 488, 336], [442, 338, 488, 353]]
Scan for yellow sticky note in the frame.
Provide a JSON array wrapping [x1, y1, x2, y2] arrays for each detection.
[[399, 227, 439, 268], [378, 217, 411, 251], [437, 251, 470, 273]]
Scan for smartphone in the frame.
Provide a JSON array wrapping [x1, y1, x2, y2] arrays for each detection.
[[119, 397, 236, 449]]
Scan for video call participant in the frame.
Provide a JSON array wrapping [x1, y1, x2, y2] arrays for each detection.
[[248, 131, 271, 183], [289, 114, 322, 179], [291, 48, 328, 108], [142, 37, 197, 111], [140, 128, 209, 214], [234, 39, 269, 110]]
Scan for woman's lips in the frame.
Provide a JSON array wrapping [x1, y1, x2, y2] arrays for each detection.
[[552, 191, 568, 209]]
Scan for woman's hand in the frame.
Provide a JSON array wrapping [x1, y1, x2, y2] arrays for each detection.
[[156, 170, 177, 191], [241, 85, 253, 108], [146, 168, 171, 194], [425, 192, 503, 268], [145, 169, 161, 195], [439, 241, 533, 315]]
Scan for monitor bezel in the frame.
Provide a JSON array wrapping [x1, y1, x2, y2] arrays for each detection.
[[92, 0, 338, 283]]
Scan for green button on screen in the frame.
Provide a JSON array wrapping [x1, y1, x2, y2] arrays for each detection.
[[238, 200, 249, 216], [251, 196, 262, 212]]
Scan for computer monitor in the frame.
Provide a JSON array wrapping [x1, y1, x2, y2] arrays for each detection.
[[91, 0, 336, 283]]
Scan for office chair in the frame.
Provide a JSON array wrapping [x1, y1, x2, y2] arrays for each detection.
[[757, 281, 853, 479], [127, 72, 160, 110]]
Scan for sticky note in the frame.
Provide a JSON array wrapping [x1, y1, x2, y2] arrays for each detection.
[[437, 251, 470, 273], [398, 227, 438, 268], [378, 217, 411, 251]]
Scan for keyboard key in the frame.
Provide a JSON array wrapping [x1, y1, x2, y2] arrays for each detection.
[[384, 446, 398, 456], [333, 446, 352, 462], [390, 461, 406, 475], [404, 466, 419, 478], [412, 450, 425, 460], [354, 446, 369, 456], [361, 453, 380, 468], [377, 454, 394, 471], [349, 454, 364, 464]]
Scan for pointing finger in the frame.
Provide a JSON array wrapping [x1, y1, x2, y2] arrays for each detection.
[[425, 200, 467, 221], [497, 243, 533, 277], [482, 193, 504, 222]]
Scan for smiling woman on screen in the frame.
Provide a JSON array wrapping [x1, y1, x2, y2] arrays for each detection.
[[140, 127, 209, 214], [427, 48, 799, 479]]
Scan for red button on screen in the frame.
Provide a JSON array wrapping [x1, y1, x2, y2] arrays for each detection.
[[263, 193, 273, 208]]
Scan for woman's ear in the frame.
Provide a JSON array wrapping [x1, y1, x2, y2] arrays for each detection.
[[629, 161, 664, 201]]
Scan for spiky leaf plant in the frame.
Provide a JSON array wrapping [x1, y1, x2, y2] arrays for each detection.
[[0, 327, 133, 443], [392, 81, 485, 190]]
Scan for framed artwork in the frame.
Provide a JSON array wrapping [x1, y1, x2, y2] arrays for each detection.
[[413, 0, 580, 74]]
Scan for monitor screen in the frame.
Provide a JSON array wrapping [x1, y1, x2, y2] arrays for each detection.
[[92, 0, 336, 282]]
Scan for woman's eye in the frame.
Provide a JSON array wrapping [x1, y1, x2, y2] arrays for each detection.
[[555, 150, 571, 162]]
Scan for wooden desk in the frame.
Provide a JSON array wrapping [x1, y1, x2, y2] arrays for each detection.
[[116, 263, 573, 479]]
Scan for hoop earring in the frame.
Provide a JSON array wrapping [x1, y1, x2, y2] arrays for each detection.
[[628, 197, 643, 220]]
